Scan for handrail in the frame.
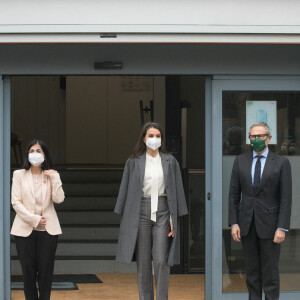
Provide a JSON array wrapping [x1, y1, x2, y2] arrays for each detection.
[[185, 169, 205, 175]]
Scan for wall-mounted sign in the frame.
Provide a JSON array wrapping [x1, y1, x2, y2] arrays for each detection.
[[246, 101, 277, 144], [121, 76, 152, 91]]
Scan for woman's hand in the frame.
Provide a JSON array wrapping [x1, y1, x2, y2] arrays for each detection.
[[39, 216, 47, 227], [168, 221, 174, 238], [43, 169, 57, 176]]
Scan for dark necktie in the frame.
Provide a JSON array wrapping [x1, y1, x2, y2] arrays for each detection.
[[253, 155, 262, 193]]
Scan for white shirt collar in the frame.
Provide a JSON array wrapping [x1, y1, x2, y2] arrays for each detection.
[[146, 152, 160, 161], [253, 147, 269, 158]]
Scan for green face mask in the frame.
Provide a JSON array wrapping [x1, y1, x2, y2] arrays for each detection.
[[250, 138, 268, 152]]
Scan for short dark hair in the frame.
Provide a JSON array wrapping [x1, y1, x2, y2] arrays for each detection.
[[249, 122, 271, 136], [130, 122, 168, 158], [22, 139, 52, 170]]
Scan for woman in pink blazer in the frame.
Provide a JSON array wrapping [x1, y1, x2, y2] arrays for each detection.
[[11, 139, 65, 300]]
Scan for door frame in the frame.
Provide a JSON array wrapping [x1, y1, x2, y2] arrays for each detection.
[[210, 75, 300, 300], [0, 76, 11, 300], [4, 74, 210, 298], [205, 76, 213, 299]]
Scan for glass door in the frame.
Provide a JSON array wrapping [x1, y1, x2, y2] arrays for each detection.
[[211, 77, 300, 300]]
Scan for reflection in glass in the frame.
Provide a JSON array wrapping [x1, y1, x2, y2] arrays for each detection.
[[222, 92, 300, 292], [188, 171, 205, 271]]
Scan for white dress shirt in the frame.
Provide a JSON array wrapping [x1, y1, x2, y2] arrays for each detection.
[[143, 153, 166, 222], [251, 148, 268, 183]]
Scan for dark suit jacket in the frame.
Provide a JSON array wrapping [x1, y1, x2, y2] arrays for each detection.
[[228, 150, 292, 239]]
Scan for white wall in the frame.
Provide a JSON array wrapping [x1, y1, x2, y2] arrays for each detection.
[[66, 76, 165, 164], [11, 75, 165, 166], [11, 76, 66, 165], [66, 76, 108, 164], [1, 1, 300, 33]]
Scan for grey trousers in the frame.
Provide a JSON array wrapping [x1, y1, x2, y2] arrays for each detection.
[[136, 196, 171, 300]]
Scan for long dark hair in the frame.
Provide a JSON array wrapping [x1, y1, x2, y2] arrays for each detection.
[[130, 122, 168, 158], [22, 139, 52, 170]]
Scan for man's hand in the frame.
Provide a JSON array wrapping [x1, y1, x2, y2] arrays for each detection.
[[273, 229, 285, 244], [231, 225, 241, 242]]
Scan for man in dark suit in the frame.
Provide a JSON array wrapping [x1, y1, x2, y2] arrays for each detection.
[[228, 122, 292, 300]]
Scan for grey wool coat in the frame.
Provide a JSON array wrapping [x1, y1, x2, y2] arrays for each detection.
[[114, 152, 188, 266]]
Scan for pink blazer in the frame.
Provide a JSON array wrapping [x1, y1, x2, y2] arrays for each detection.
[[11, 169, 65, 237]]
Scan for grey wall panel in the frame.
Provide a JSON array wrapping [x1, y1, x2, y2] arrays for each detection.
[[0, 44, 300, 75]]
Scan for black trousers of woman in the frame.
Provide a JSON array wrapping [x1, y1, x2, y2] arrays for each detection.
[[14, 231, 58, 300]]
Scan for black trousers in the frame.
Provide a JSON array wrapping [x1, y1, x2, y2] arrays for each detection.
[[14, 231, 58, 300], [241, 218, 281, 300]]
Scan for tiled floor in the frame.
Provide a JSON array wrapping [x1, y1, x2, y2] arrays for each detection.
[[223, 273, 300, 292], [11, 273, 300, 299], [11, 274, 205, 300]]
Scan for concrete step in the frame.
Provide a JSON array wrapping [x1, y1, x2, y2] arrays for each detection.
[[11, 211, 121, 225], [60, 170, 123, 183], [11, 240, 118, 256], [61, 224, 120, 228], [9, 226, 120, 240], [57, 211, 120, 225], [56, 196, 117, 210], [63, 183, 120, 197], [11, 259, 137, 274], [59, 227, 120, 240]]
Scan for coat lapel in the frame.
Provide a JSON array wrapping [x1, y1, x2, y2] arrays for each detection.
[[41, 172, 48, 210], [137, 152, 146, 189], [245, 151, 253, 192], [160, 152, 169, 184], [25, 169, 35, 199]]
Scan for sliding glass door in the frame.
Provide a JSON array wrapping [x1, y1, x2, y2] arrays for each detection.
[[210, 77, 300, 300]]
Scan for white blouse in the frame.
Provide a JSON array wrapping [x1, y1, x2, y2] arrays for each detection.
[[143, 153, 166, 222]]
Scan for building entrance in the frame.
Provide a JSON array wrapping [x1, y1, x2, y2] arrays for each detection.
[[10, 75, 206, 278]]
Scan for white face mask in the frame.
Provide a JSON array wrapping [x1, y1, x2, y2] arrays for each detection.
[[146, 137, 161, 151], [289, 146, 296, 154], [281, 145, 287, 152], [28, 153, 45, 167]]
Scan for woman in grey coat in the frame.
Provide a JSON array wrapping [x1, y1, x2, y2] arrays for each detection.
[[114, 122, 188, 300]]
